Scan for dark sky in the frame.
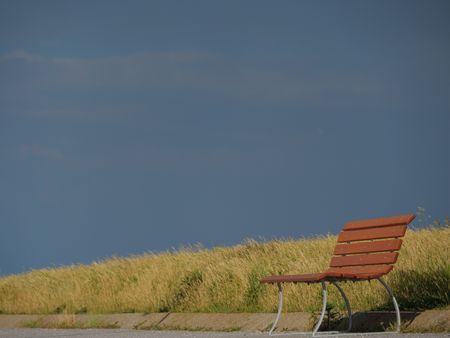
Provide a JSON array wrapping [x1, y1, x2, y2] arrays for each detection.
[[1, 0, 449, 276]]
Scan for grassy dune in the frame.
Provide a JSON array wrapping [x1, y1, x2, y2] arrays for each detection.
[[0, 226, 448, 314]]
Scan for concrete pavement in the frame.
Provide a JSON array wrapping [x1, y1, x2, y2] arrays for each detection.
[[0, 329, 448, 338]]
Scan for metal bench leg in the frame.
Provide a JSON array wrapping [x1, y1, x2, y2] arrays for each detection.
[[269, 282, 283, 335], [331, 281, 352, 332], [312, 281, 328, 336], [268, 281, 341, 337], [378, 277, 401, 333]]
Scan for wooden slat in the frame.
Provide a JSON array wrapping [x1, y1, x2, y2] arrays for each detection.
[[327, 264, 393, 276], [337, 225, 407, 242], [330, 252, 398, 267], [343, 214, 415, 230], [334, 239, 402, 255]]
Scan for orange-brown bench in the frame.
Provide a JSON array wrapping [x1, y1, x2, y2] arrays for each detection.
[[260, 214, 416, 336]]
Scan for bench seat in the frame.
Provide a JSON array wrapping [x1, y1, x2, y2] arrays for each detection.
[[260, 266, 393, 283], [261, 272, 340, 283]]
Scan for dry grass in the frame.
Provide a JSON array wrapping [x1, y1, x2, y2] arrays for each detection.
[[0, 227, 448, 314]]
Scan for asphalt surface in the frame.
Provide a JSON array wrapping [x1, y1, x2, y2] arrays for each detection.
[[0, 329, 448, 338]]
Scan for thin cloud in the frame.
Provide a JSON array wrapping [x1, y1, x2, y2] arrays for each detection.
[[2, 48, 434, 123], [20, 144, 64, 161], [0, 50, 37, 62], [0, 50, 391, 102]]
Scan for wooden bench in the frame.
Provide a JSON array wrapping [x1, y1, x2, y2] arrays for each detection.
[[260, 214, 416, 336]]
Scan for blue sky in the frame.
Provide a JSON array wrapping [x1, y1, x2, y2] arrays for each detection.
[[1, 0, 449, 275]]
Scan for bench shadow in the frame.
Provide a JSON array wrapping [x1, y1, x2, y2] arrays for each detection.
[[325, 267, 448, 332], [387, 268, 449, 310], [331, 311, 420, 332]]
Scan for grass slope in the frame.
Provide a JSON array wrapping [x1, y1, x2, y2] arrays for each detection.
[[0, 227, 448, 314]]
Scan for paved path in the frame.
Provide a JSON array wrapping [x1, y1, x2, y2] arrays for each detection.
[[0, 329, 447, 338]]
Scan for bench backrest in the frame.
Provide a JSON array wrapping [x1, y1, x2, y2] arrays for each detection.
[[327, 214, 416, 278]]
